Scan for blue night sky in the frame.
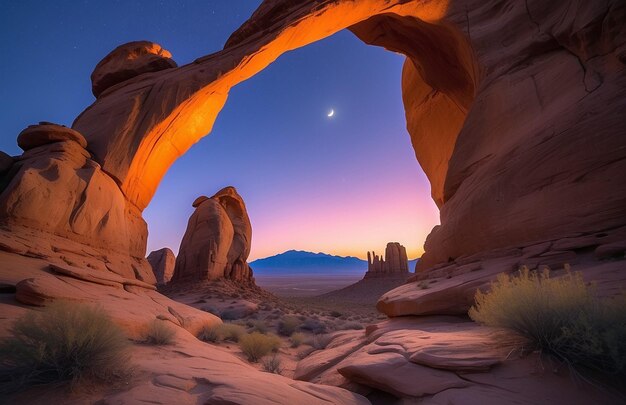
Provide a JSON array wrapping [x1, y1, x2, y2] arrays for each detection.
[[0, 1, 439, 260]]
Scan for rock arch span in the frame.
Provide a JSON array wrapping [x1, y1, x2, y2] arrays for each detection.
[[1, 0, 624, 281]]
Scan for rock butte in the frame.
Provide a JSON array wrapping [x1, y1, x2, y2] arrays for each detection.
[[0, 0, 624, 403], [364, 242, 409, 278], [172, 187, 254, 283]]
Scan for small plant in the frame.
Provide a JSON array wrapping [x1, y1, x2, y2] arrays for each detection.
[[0, 302, 130, 391], [469, 266, 626, 378], [219, 323, 247, 342], [197, 323, 221, 343], [329, 310, 342, 318], [290, 332, 307, 348], [340, 321, 364, 331], [239, 332, 281, 362], [308, 333, 333, 350], [249, 320, 269, 334], [301, 318, 326, 334], [418, 281, 430, 289], [261, 354, 283, 374], [144, 319, 176, 345], [278, 316, 300, 336]]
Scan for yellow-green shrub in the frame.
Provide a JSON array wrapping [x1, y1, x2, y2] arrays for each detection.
[[143, 320, 176, 345], [469, 267, 626, 377], [239, 332, 281, 362], [0, 302, 130, 391]]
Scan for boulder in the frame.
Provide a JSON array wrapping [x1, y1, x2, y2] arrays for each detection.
[[147, 247, 176, 285], [91, 40, 177, 98], [17, 122, 87, 151], [172, 186, 253, 283]]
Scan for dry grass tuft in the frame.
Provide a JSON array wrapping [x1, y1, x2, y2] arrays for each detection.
[[143, 320, 176, 345], [239, 332, 281, 362], [469, 266, 626, 378], [0, 302, 130, 392]]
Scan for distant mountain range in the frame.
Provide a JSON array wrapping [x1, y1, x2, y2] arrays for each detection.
[[250, 250, 418, 276]]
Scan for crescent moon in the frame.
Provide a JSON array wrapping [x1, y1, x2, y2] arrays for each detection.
[[327, 109, 334, 117]]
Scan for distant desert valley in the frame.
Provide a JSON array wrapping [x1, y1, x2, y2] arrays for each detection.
[[0, 1, 625, 404]]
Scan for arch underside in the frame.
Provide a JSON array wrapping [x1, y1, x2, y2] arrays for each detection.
[[72, 0, 474, 213], [67, 0, 626, 269]]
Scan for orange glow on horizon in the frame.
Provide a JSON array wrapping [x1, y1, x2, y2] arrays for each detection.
[[246, 177, 439, 262]]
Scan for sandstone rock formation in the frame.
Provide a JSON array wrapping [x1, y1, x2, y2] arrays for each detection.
[[147, 247, 176, 285], [0, 0, 622, 284], [91, 40, 177, 98], [0, 122, 150, 281], [365, 242, 409, 278], [0, 1, 625, 403], [293, 318, 611, 404], [172, 187, 253, 283]]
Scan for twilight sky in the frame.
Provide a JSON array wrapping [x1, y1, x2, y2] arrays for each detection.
[[0, 1, 439, 261]]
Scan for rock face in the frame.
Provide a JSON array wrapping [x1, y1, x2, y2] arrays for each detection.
[[61, 0, 623, 280], [17, 122, 87, 150], [91, 41, 177, 98], [0, 123, 150, 281], [294, 317, 611, 404], [147, 247, 176, 285], [172, 187, 253, 283], [365, 242, 409, 278]]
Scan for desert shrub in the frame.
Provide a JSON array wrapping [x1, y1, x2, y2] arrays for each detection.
[[262, 354, 283, 374], [417, 281, 430, 290], [340, 321, 364, 331], [197, 323, 221, 343], [290, 332, 307, 348], [249, 320, 269, 334], [0, 302, 130, 391], [239, 332, 281, 362], [308, 333, 333, 350], [143, 319, 176, 345], [469, 267, 626, 377], [278, 316, 300, 336], [301, 318, 326, 334], [218, 323, 247, 342], [329, 310, 342, 318], [220, 309, 241, 321]]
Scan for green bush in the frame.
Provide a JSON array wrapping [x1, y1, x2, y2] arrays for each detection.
[[469, 267, 626, 377], [218, 323, 247, 342], [249, 320, 269, 334], [0, 302, 130, 391], [278, 316, 300, 336], [290, 332, 307, 348], [239, 332, 281, 362], [144, 320, 176, 345]]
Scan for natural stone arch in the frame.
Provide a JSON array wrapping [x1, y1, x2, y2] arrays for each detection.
[[1, 0, 624, 280], [72, 0, 477, 212]]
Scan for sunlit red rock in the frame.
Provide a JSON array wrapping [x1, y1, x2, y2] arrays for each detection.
[[172, 187, 253, 283], [17, 122, 87, 151], [91, 40, 177, 98]]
